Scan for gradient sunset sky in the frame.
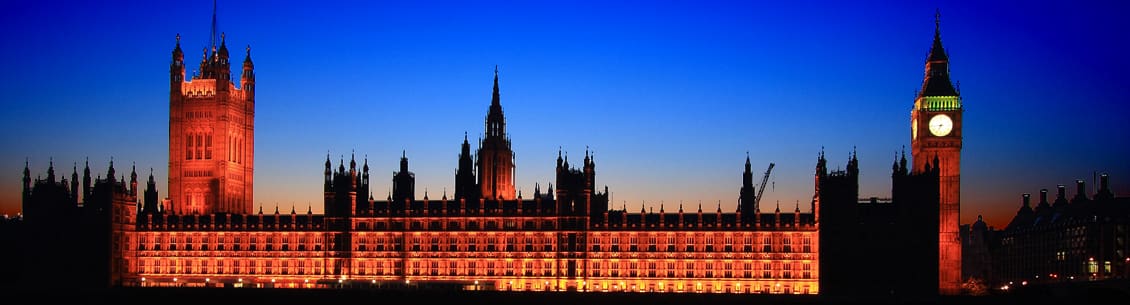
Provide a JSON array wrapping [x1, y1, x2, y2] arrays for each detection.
[[2, 0, 1128, 228]]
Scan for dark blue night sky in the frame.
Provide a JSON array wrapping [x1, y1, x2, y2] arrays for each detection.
[[2, 0, 1127, 228]]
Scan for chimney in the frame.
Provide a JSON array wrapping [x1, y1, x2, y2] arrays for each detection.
[[1022, 193, 1030, 208], [1075, 180, 1087, 201]]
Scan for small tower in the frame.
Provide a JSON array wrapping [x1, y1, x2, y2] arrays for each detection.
[[130, 164, 138, 197], [393, 151, 416, 202], [47, 158, 56, 183], [739, 153, 756, 217], [21, 159, 31, 203], [70, 163, 79, 205], [241, 45, 255, 97], [143, 169, 161, 215], [83, 158, 91, 204], [170, 34, 185, 91]]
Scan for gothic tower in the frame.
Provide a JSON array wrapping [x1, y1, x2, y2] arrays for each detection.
[[167, 6, 255, 215], [455, 132, 478, 200], [393, 151, 416, 203], [909, 11, 962, 295], [739, 153, 756, 219], [476, 66, 516, 200]]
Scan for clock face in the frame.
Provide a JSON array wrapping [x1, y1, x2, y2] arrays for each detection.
[[929, 114, 953, 137], [912, 118, 918, 140]]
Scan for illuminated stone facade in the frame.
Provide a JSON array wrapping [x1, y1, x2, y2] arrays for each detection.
[[167, 32, 256, 215], [116, 66, 819, 293]]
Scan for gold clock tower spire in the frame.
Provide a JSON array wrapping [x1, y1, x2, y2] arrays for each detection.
[[910, 9, 962, 295]]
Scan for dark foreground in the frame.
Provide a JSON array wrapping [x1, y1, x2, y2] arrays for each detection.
[[6, 280, 1128, 305]]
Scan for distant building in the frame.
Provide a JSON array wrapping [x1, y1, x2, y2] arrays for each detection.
[[961, 215, 995, 285], [994, 174, 1130, 285]]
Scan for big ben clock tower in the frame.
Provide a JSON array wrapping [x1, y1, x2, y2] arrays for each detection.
[[910, 11, 962, 295]]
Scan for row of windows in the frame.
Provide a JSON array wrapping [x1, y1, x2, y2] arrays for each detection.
[[141, 259, 325, 276], [140, 234, 325, 252], [140, 258, 812, 280], [138, 233, 813, 254], [358, 220, 556, 231], [588, 261, 813, 279], [356, 219, 815, 231]]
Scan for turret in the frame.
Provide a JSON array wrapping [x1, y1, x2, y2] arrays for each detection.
[[393, 151, 415, 202], [83, 158, 91, 201], [899, 149, 908, 175], [716, 201, 722, 227], [241, 45, 255, 97], [47, 157, 55, 183], [455, 132, 477, 200], [130, 164, 138, 196], [70, 163, 79, 204], [215, 33, 231, 85], [584, 148, 595, 190], [171, 34, 185, 90], [143, 169, 160, 215], [774, 201, 781, 228], [107, 158, 116, 184], [794, 200, 801, 227], [556, 148, 563, 173], [324, 154, 332, 192], [739, 152, 756, 216], [22, 159, 31, 198], [362, 156, 370, 186], [350, 151, 358, 179]]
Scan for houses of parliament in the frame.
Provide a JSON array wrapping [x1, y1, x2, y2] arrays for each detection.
[[14, 14, 971, 296]]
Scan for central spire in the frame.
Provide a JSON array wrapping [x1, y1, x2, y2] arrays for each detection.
[[210, 0, 219, 53], [486, 65, 506, 138], [492, 65, 501, 107], [477, 65, 516, 200]]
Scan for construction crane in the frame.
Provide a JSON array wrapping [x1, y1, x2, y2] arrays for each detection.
[[754, 163, 775, 210]]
